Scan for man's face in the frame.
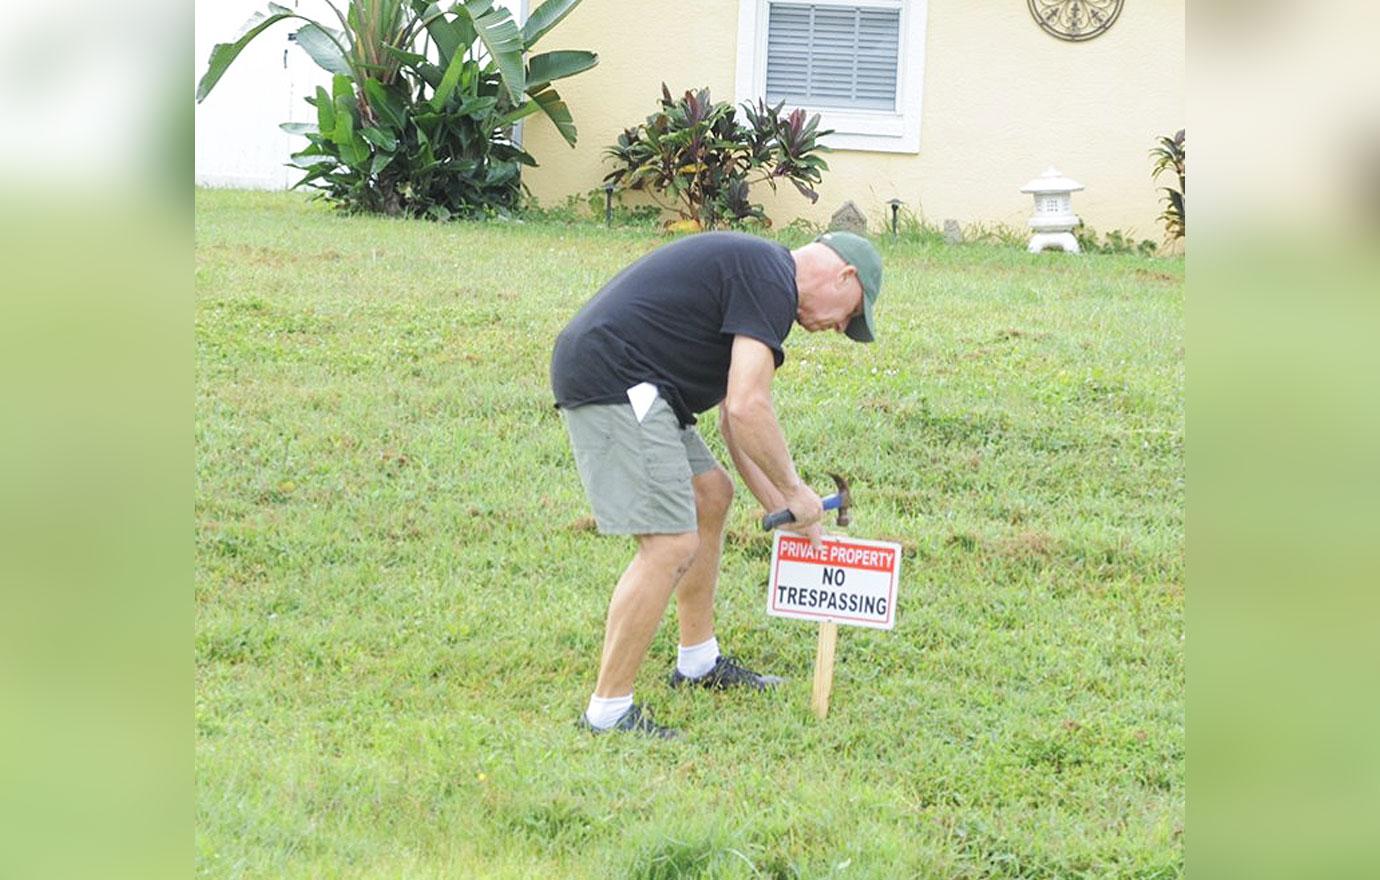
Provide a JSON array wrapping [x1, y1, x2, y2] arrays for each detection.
[[798, 266, 864, 334]]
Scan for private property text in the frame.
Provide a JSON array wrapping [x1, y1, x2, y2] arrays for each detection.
[[777, 536, 895, 572]]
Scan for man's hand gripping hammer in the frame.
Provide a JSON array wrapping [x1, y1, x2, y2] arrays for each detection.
[[761, 473, 852, 531]]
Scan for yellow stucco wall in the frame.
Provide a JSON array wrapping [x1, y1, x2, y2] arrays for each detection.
[[523, 1, 1184, 237]]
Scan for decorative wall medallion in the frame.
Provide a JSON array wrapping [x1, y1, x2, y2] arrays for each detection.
[[1028, 0, 1125, 42]]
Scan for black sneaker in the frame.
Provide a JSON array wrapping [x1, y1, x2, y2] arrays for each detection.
[[576, 703, 680, 739], [669, 655, 785, 691]]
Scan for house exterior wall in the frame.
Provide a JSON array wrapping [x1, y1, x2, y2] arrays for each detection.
[[522, 0, 1185, 237]]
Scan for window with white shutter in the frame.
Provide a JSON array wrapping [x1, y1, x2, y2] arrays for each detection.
[[736, 0, 926, 153], [765, 3, 900, 112]]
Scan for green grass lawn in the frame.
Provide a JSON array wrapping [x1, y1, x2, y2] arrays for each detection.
[[195, 189, 1183, 879]]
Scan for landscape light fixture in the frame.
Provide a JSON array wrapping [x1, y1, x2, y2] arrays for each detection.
[[603, 182, 615, 227], [887, 198, 904, 238]]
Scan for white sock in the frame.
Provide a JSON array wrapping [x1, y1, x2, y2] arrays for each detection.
[[677, 636, 720, 679], [585, 693, 633, 730]]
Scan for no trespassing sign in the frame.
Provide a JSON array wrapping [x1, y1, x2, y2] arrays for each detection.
[[766, 532, 902, 631]]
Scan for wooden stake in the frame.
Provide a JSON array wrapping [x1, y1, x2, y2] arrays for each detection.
[[811, 621, 838, 719]]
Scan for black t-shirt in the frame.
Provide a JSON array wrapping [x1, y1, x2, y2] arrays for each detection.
[[551, 231, 797, 426]]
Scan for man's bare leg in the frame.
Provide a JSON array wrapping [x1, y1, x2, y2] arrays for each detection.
[[674, 467, 735, 648], [668, 467, 784, 690], [592, 531, 699, 698]]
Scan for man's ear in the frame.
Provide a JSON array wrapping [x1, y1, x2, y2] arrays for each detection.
[[839, 265, 858, 287]]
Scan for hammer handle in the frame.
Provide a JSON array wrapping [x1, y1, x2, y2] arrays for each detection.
[[761, 493, 843, 531]]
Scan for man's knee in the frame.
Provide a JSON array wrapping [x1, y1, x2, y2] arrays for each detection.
[[638, 531, 701, 574], [694, 468, 734, 524]]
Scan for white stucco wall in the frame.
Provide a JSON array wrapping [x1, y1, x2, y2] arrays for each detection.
[[194, 1, 324, 189], [522, 0, 1186, 237]]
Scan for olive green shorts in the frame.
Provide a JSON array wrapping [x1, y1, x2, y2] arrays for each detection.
[[560, 396, 719, 535]]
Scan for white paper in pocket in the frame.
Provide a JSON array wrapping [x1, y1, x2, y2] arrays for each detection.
[[626, 382, 658, 424]]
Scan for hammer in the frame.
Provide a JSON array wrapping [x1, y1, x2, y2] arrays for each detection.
[[761, 473, 852, 531]]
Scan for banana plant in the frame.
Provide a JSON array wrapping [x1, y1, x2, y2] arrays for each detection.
[[195, 0, 596, 217]]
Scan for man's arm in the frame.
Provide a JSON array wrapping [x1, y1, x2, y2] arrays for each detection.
[[719, 335, 823, 532], [719, 402, 786, 513]]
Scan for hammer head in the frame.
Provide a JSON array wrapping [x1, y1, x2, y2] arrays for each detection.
[[828, 472, 852, 527]]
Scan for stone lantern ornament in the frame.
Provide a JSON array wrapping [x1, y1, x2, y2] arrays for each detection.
[[1020, 167, 1084, 254]]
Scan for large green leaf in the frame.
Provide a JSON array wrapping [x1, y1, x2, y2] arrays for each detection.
[[279, 122, 319, 135], [290, 153, 336, 168], [524, 50, 597, 91], [497, 100, 543, 127], [344, 133, 371, 168], [383, 46, 444, 88], [361, 126, 398, 151], [460, 0, 526, 104], [370, 151, 397, 176], [288, 162, 336, 191], [363, 79, 407, 132], [457, 95, 498, 117], [484, 160, 519, 185], [331, 94, 356, 144], [331, 94, 371, 167], [293, 23, 351, 76], [528, 85, 577, 147], [430, 43, 469, 110], [383, 46, 428, 68], [414, 127, 437, 169], [417, 63, 445, 90], [461, 0, 496, 18], [331, 73, 355, 107], [522, 0, 583, 48], [492, 142, 538, 167], [314, 85, 336, 133], [196, 3, 297, 102], [416, 2, 469, 66]]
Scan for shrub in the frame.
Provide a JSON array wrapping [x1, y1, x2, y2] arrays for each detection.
[[196, 0, 597, 218], [1075, 225, 1159, 256], [1150, 128, 1186, 241], [603, 84, 832, 229], [522, 188, 662, 226]]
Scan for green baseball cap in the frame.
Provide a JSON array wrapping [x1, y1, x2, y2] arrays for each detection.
[[815, 231, 883, 342]]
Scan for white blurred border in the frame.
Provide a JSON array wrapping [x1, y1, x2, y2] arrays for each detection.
[[0, 0, 185, 198]]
